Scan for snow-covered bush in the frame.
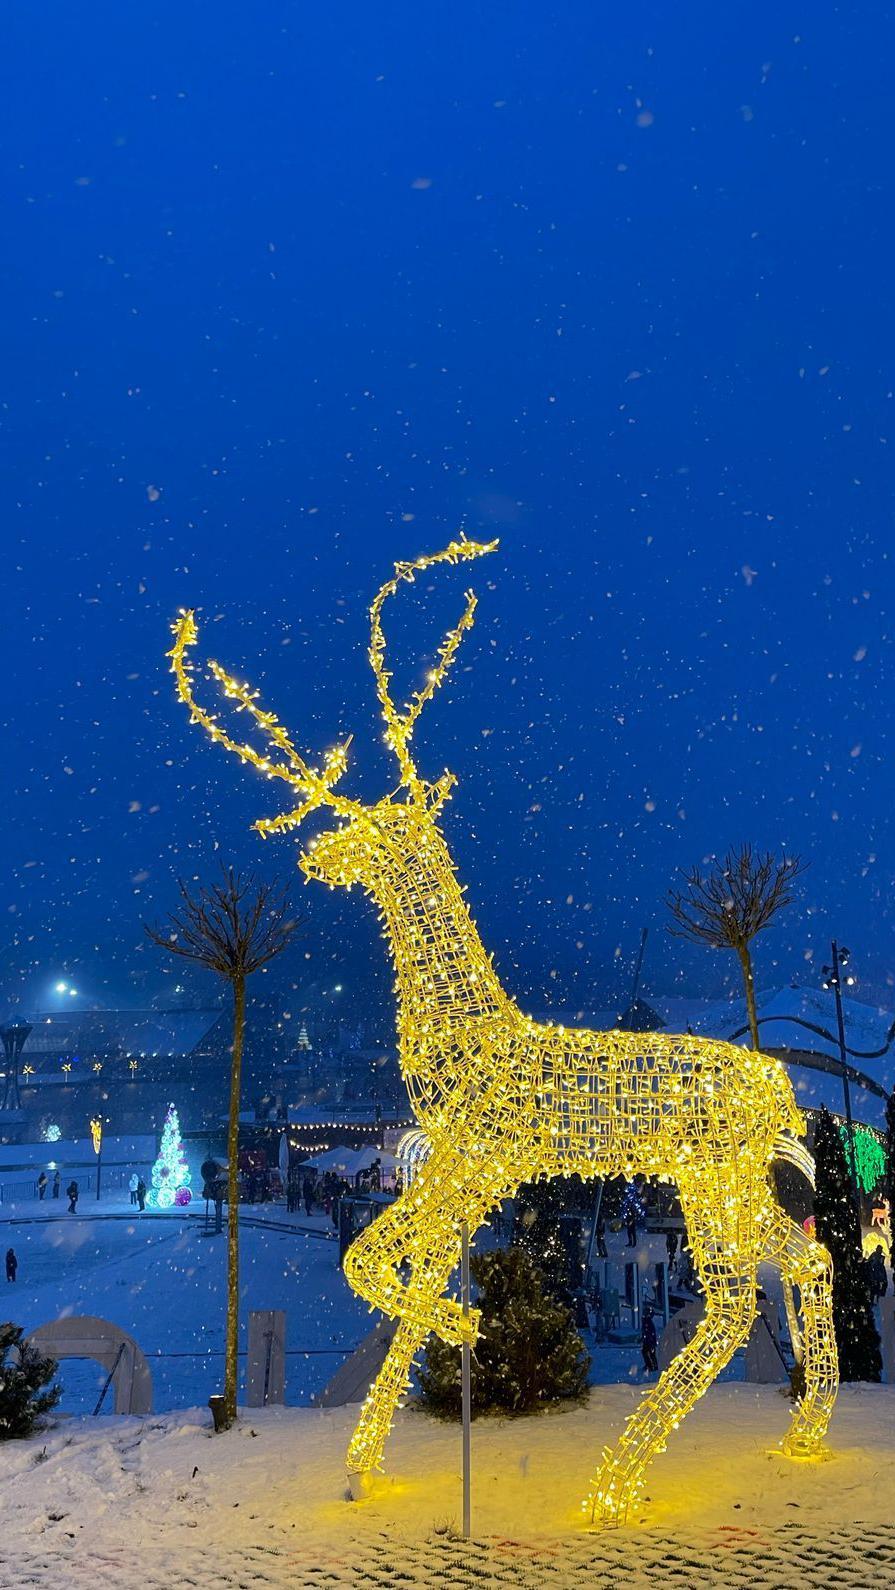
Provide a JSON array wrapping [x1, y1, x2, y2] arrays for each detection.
[[417, 1246, 589, 1419], [0, 1325, 61, 1440]]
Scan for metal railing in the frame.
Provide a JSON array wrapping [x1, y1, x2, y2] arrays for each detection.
[[0, 1166, 141, 1206]]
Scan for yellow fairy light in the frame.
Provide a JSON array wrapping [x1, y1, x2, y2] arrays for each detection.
[[90, 1117, 103, 1155], [169, 536, 838, 1526]]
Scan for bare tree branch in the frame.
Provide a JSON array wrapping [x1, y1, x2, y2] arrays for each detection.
[[666, 844, 806, 952], [666, 843, 807, 1051], [144, 865, 301, 984]]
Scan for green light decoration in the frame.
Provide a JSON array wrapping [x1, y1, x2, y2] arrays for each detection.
[[839, 1122, 886, 1194]]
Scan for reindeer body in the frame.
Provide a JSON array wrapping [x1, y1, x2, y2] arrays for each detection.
[[338, 801, 803, 1180], [170, 536, 839, 1526]]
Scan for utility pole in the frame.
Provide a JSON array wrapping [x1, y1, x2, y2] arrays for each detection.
[[461, 1221, 471, 1539], [630, 927, 648, 1011], [823, 942, 859, 1202]]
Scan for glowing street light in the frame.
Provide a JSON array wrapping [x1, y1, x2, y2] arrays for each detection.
[[90, 1116, 104, 1201]]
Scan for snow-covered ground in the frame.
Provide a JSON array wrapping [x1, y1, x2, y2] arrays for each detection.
[[3, 1196, 894, 1584], [0, 1385, 893, 1587], [1, 1200, 369, 1410], [2, 1195, 697, 1414]]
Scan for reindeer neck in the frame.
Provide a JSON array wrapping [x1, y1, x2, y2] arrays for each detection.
[[371, 817, 511, 1032]]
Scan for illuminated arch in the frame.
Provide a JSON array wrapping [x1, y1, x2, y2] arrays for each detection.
[[395, 1128, 431, 1185]]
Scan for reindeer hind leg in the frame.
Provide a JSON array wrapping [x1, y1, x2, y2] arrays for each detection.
[[759, 1203, 838, 1458], [584, 1167, 761, 1526]]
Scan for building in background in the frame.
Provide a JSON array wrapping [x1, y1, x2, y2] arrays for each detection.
[[0, 1007, 229, 1142]]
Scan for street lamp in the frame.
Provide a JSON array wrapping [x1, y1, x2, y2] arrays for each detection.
[[821, 942, 859, 1199], [90, 1116, 103, 1201], [0, 1023, 32, 1113]]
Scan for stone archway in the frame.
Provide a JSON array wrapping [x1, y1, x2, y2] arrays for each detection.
[[27, 1315, 153, 1415]]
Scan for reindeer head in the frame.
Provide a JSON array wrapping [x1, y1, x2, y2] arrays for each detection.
[[168, 536, 498, 894]]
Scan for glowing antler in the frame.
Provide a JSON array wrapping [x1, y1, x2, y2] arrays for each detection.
[[168, 609, 357, 834], [369, 535, 499, 797]]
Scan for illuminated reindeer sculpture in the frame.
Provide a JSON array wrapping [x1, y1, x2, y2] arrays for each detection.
[[169, 537, 838, 1525]]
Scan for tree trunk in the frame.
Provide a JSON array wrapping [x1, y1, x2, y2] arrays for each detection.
[[737, 944, 760, 1051], [224, 974, 246, 1425]]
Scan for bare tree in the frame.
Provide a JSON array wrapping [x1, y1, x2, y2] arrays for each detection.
[[666, 844, 806, 1050], [146, 867, 300, 1426]]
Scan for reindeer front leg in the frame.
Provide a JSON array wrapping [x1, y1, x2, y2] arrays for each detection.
[[342, 1143, 507, 1480]]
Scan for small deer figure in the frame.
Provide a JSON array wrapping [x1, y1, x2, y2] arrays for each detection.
[[169, 537, 838, 1526]]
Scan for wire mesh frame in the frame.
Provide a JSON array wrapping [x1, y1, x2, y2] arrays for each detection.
[[169, 538, 839, 1527]]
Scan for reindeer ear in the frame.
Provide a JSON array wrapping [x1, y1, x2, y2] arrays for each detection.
[[425, 771, 457, 815]]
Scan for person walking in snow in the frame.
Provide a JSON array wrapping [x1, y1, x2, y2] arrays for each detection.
[[302, 1175, 314, 1217], [867, 1245, 887, 1301], [129, 1172, 139, 1206], [595, 1214, 608, 1258], [136, 1177, 147, 1212], [52, 1169, 61, 1199], [665, 1228, 679, 1271], [66, 1179, 79, 1213], [641, 1306, 658, 1373], [5, 1248, 17, 1282], [37, 1171, 48, 1201], [621, 1179, 644, 1249]]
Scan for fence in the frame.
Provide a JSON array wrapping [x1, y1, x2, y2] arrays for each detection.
[[0, 1165, 140, 1206]]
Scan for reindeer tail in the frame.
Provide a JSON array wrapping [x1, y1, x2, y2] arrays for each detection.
[[773, 1130, 815, 1190]]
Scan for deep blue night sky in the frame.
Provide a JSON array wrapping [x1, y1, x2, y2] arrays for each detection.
[[1, 3, 893, 1029]]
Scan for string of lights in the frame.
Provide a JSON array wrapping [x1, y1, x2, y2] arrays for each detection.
[[170, 537, 839, 1526]]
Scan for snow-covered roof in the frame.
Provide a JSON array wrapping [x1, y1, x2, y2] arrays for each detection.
[[13, 1009, 222, 1060]]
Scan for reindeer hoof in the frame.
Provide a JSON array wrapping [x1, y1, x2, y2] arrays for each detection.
[[458, 1306, 482, 1347], [346, 1469, 374, 1501], [436, 1300, 482, 1347], [780, 1434, 832, 1463], [583, 1493, 630, 1530]]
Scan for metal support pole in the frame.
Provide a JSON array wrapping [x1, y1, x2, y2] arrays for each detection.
[[585, 1179, 605, 1275], [461, 1220, 471, 1540], [833, 934, 858, 1176], [831, 940, 859, 1206], [95, 1146, 102, 1202]]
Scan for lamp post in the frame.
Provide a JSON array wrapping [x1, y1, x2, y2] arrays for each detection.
[[90, 1116, 103, 1201], [822, 942, 859, 1200], [0, 1023, 32, 1112]]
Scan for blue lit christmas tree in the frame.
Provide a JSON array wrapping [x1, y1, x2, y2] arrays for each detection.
[[148, 1103, 192, 1209]]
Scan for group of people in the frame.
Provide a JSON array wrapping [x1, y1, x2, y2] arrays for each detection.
[[35, 1170, 61, 1201], [128, 1173, 148, 1211], [294, 1170, 351, 1224], [36, 1170, 80, 1212], [292, 1159, 397, 1224]]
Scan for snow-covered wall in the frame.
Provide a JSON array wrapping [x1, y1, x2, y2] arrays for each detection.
[[0, 1135, 156, 1169]]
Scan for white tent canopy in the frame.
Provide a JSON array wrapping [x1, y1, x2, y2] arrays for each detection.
[[304, 1145, 398, 1178]]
